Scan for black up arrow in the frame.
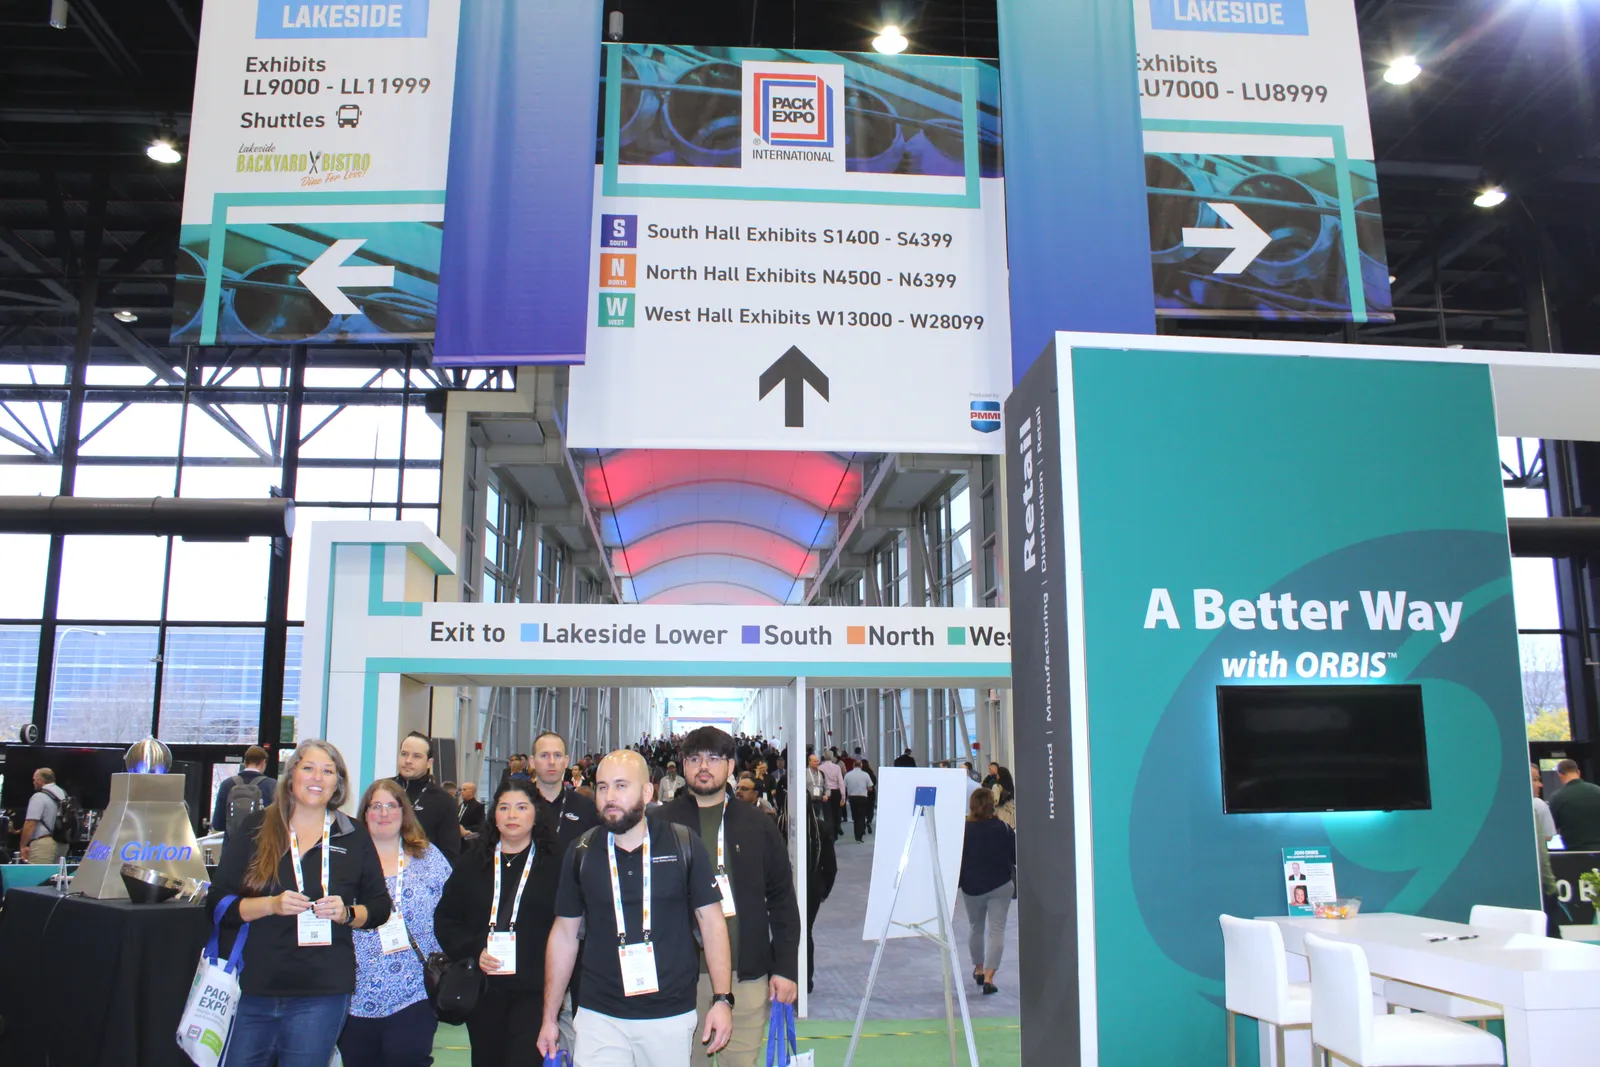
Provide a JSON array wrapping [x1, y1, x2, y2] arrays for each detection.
[[758, 345, 829, 428]]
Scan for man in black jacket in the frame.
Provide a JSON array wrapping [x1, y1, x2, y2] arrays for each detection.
[[394, 731, 461, 860], [530, 730, 602, 850], [663, 726, 801, 1067], [457, 781, 486, 838]]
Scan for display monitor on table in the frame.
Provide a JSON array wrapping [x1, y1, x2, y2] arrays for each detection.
[[1217, 684, 1431, 814]]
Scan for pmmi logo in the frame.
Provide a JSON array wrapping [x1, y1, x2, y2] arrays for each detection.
[[753, 72, 834, 147], [970, 401, 1001, 433]]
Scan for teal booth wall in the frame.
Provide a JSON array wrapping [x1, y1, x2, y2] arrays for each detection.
[[1005, 340, 1539, 1065]]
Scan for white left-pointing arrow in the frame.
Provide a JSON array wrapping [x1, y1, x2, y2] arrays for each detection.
[[297, 238, 395, 314], [1181, 202, 1273, 275]]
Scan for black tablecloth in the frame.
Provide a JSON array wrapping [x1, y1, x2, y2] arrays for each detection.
[[0, 885, 213, 1067]]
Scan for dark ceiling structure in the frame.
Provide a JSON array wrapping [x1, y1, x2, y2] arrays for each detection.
[[0, 0, 1597, 366]]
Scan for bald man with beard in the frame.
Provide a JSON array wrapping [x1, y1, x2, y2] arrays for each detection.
[[541, 750, 736, 1067]]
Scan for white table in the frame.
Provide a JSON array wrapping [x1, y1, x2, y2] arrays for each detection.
[[1263, 913, 1600, 1067]]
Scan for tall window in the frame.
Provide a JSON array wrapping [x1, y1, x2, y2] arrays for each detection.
[[1502, 437, 1570, 741]]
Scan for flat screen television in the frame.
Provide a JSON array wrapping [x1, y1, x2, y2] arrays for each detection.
[[1217, 684, 1431, 814]]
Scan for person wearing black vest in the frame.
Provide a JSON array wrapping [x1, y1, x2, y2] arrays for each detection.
[[393, 731, 461, 861], [435, 781, 563, 1067], [662, 727, 800, 1067], [212, 740, 392, 1067]]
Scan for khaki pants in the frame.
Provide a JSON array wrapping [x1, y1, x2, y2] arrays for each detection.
[[695, 973, 771, 1067], [25, 837, 63, 864], [575, 1007, 697, 1067]]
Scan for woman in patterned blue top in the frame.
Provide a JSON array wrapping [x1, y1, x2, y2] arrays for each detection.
[[337, 777, 453, 1067]]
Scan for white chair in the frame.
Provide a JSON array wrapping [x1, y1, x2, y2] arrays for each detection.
[[1305, 933, 1503, 1066], [1383, 905, 1547, 1026], [1220, 914, 1312, 1066]]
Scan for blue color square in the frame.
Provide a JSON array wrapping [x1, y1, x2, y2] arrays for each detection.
[[741, 625, 761, 644], [521, 623, 541, 642], [601, 214, 637, 248], [914, 786, 938, 808]]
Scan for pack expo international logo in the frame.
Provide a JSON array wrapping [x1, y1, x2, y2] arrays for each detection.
[[741, 62, 847, 177], [752, 72, 834, 148]]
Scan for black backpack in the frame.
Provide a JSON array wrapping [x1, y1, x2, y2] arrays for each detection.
[[224, 775, 266, 837], [46, 786, 81, 846]]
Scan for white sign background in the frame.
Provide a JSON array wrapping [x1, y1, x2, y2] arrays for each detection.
[[861, 768, 972, 941]]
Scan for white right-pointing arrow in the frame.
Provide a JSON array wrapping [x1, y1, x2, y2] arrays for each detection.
[[1182, 202, 1273, 275], [297, 238, 395, 314]]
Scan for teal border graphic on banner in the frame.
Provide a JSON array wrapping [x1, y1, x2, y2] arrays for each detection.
[[1140, 118, 1367, 321], [601, 46, 982, 209]]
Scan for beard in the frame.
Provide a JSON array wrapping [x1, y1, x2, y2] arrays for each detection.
[[688, 775, 727, 798], [601, 797, 646, 834]]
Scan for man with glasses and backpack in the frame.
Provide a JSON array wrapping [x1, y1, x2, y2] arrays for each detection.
[[212, 746, 277, 840], [20, 767, 76, 864]]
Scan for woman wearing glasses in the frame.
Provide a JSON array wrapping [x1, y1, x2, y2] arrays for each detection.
[[338, 778, 454, 1067], [434, 781, 563, 1066], [212, 740, 391, 1067]]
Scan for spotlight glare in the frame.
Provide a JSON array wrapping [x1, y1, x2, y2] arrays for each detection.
[[147, 140, 182, 165], [113, 310, 138, 323], [1383, 55, 1421, 85], [1473, 186, 1507, 209], [872, 25, 908, 54]]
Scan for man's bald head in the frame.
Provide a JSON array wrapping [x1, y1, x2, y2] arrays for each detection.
[[595, 749, 653, 834]]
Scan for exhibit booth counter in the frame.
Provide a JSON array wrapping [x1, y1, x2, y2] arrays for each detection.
[[1005, 334, 1600, 1067]]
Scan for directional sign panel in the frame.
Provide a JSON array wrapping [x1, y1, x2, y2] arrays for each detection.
[[566, 44, 1011, 454], [173, 0, 461, 345], [1137, 0, 1394, 322]]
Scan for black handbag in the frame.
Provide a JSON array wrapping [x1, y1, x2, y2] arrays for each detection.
[[410, 930, 484, 1024]]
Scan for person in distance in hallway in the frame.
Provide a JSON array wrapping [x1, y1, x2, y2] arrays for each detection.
[[529, 731, 602, 851], [459, 781, 487, 840], [213, 746, 278, 839], [540, 750, 735, 1067], [735, 776, 776, 817], [20, 767, 69, 864], [393, 731, 461, 861], [663, 727, 801, 1067], [893, 747, 917, 768], [1550, 759, 1600, 850], [213, 740, 392, 1067], [777, 783, 836, 994], [818, 750, 846, 841], [657, 761, 687, 801], [959, 787, 1016, 996], [844, 760, 874, 842], [435, 780, 564, 1067]]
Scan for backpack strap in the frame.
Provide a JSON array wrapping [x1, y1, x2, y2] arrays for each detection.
[[669, 821, 694, 869]]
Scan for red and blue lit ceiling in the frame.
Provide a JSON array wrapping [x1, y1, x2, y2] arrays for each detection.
[[584, 450, 863, 605]]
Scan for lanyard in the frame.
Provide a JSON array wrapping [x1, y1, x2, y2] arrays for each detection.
[[607, 830, 651, 946], [391, 844, 407, 912], [715, 799, 728, 876], [288, 815, 332, 897], [489, 842, 535, 932]]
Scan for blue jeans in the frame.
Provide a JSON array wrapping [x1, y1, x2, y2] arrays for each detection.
[[224, 993, 351, 1067]]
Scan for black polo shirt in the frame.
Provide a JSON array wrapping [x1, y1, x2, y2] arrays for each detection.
[[535, 784, 602, 851], [554, 815, 721, 1019]]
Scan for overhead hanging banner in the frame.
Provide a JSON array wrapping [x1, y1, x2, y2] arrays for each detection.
[[1136, 0, 1395, 322], [172, 0, 461, 346], [565, 44, 1012, 454]]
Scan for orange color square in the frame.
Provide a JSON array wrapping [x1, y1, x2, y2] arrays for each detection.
[[599, 253, 636, 289], [847, 626, 865, 645]]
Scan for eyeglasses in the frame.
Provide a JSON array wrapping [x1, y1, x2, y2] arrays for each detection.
[[683, 754, 728, 767], [736, 784, 756, 793], [368, 802, 403, 814]]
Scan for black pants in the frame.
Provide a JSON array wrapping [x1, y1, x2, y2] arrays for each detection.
[[826, 789, 843, 838], [338, 999, 438, 1067], [465, 984, 544, 1067], [848, 797, 872, 840]]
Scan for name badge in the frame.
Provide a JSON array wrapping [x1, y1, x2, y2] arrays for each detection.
[[378, 911, 410, 955], [487, 931, 517, 975], [619, 942, 659, 996], [297, 911, 333, 947], [716, 874, 737, 917]]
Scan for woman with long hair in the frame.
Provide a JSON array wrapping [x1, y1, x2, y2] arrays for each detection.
[[212, 740, 392, 1067], [959, 787, 1016, 996], [992, 766, 1016, 829], [434, 780, 563, 1066], [338, 777, 454, 1067]]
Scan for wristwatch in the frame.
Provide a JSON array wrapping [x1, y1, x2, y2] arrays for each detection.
[[711, 992, 736, 1008], [340, 898, 356, 925]]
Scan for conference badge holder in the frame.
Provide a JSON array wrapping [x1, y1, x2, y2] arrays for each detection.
[[487, 840, 535, 975], [379, 851, 410, 954], [487, 931, 518, 974], [619, 941, 660, 996], [610, 828, 660, 996], [291, 816, 334, 947]]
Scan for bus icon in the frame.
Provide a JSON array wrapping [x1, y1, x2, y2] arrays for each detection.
[[337, 104, 361, 129]]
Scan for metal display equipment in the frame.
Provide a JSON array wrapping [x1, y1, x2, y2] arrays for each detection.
[[299, 519, 1013, 1018], [70, 738, 210, 899], [845, 784, 980, 1067]]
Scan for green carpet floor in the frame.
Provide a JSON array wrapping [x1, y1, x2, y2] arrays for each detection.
[[431, 1016, 1020, 1066]]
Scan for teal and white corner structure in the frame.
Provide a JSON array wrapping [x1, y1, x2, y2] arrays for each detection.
[[299, 519, 1012, 1016]]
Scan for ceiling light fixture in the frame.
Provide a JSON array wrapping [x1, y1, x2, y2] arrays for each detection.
[[1473, 186, 1507, 209], [113, 310, 138, 323], [147, 139, 182, 164], [1383, 55, 1421, 85], [49, 0, 67, 29], [872, 25, 908, 54]]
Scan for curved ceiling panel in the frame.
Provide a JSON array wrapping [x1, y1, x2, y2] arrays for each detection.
[[587, 450, 860, 511], [626, 554, 801, 604], [602, 482, 838, 551], [614, 522, 817, 579], [647, 584, 781, 606]]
